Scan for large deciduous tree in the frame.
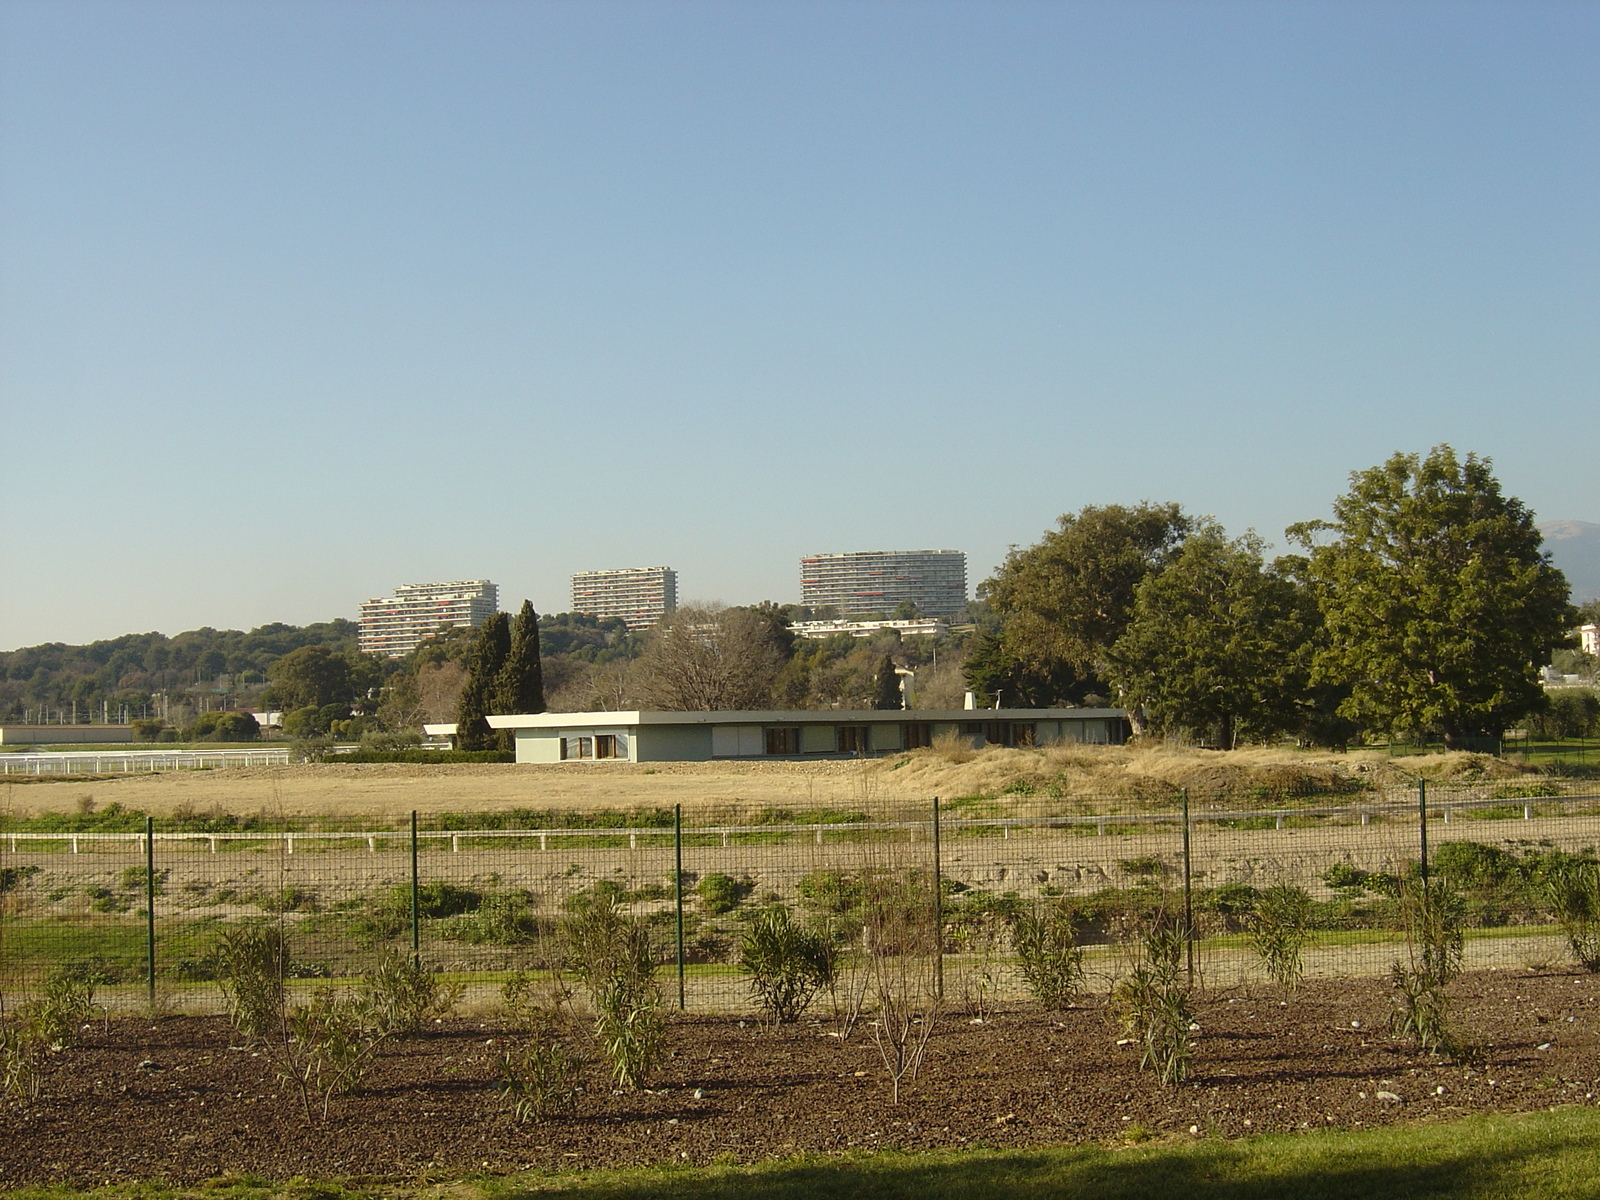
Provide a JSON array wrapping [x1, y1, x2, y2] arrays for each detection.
[[454, 612, 511, 751], [1106, 527, 1316, 749], [495, 601, 547, 717], [984, 502, 1192, 674], [981, 502, 1191, 712], [1288, 446, 1573, 748], [637, 606, 783, 710]]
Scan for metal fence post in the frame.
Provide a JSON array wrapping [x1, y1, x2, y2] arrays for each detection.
[[931, 795, 943, 1001], [1181, 787, 1194, 987], [674, 804, 686, 1011], [145, 815, 157, 1009], [410, 810, 421, 960], [1417, 779, 1429, 890]]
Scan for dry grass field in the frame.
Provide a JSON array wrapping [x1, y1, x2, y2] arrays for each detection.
[[0, 742, 1536, 823]]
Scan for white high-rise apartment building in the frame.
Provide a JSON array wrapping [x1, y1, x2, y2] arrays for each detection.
[[570, 566, 678, 630], [800, 550, 967, 619], [358, 580, 500, 657]]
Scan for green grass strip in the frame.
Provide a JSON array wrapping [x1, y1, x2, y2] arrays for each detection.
[[6, 1106, 1600, 1200]]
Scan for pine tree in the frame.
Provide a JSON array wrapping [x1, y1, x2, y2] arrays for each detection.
[[455, 612, 510, 752], [872, 654, 903, 710], [495, 601, 546, 717]]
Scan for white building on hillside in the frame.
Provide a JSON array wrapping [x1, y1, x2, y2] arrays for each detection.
[[358, 580, 499, 657]]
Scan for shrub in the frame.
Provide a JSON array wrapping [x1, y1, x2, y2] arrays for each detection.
[[564, 897, 665, 1090], [496, 972, 587, 1121], [1011, 899, 1084, 1010], [1111, 915, 1193, 1084], [739, 905, 836, 1024], [1389, 876, 1466, 1055], [860, 871, 942, 1104], [499, 1039, 585, 1121], [1248, 885, 1316, 990], [359, 949, 463, 1035], [1547, 860, 1600, 971], [279, 987, 385, 1121], [2, 973, 101, 1107], [216, 924, 288, 1043], [696, 873, 755, 915]]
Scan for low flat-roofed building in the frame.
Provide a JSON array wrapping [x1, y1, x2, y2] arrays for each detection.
[[0, 725, 135, 745], [466, 708, 1127, 763]]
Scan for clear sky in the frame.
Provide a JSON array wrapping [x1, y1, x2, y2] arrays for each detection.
[[2, 0, 1596, 650]]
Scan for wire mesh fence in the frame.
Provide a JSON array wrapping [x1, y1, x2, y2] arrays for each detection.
[[3, 782, 1599, 1016]]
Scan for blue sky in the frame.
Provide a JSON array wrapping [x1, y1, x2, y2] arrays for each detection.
[[2, 0, 1596, 649]]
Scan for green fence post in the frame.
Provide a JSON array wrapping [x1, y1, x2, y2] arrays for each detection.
[[145, 815, 157, 1009], [674, 804, 685, 1011], [410, 810, 421, 960], [1181, 787, 1194, 987], [932, 795, 943, 1001], [1417, 779, 1429, 890]]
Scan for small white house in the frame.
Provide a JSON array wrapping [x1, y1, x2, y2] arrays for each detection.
[[455, 708, 1127, 764]]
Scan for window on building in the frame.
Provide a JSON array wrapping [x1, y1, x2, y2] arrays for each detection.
[[765, 727, 800, 755], [902, 723, 933, 749], [595, 735, 617, 759], [837, 726, 867, 754], [562, 736, 594, 760], [1012, 723, 1036, 748]]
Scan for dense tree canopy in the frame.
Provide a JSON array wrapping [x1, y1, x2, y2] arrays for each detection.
[[983, 503, 1192, 685], [262, 645, 378, 710], [0, 619, 363, 722], [1289, 446, 1573, 747], [1106, 528, 1316, 748]]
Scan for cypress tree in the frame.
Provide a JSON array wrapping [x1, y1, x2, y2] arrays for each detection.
[[873, 654, 903, 710], [496, 600, 547, 716], [455, 612, 510, 751]]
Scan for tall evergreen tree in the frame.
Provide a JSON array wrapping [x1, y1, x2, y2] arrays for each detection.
[[1106, 527, 1316, 748], [454, 612, 511, 752], [872, 654, 903, 710], [495, 601, 547, 717], [1289, 446, 1573, 747]]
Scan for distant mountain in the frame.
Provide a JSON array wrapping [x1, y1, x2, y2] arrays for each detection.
[[1540, 520, 1600, 603]]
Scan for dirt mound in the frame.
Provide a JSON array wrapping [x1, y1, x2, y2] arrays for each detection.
[[870, 743, 1529, 807]]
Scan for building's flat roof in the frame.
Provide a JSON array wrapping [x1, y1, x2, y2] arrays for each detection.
[[485, 708, 1123, 730]]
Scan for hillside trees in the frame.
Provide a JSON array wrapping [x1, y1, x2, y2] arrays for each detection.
[[0, 619, 364, 722], [1289, 446, 1573, 747], [262, 645, 378, 710]]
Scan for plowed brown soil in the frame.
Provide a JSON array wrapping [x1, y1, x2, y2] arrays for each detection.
[[3, 970, 1597, 1189]]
